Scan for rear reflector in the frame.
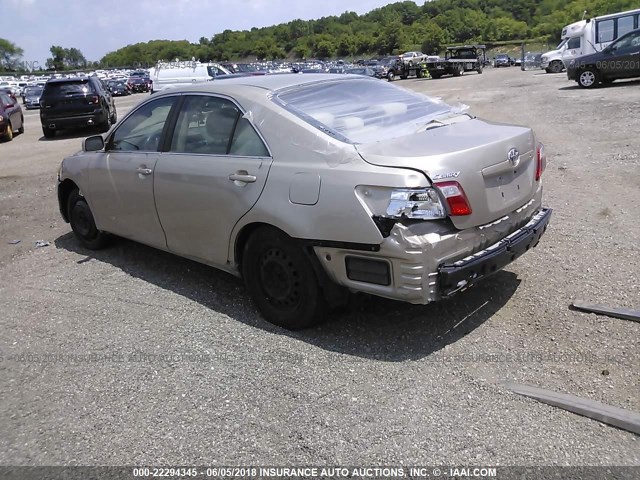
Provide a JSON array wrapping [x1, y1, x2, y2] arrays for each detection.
[[436, 181, 472, 216], [345, 256, 391, 286]]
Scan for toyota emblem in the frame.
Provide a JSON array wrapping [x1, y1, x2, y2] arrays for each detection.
[[507, 148, 520, 166]]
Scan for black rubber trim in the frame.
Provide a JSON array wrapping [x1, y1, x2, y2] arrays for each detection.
[[438, 208, 552, 297], [302, 239, 380, 252]]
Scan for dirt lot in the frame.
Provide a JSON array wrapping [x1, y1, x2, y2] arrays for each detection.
[[0, 69, 638, 466]]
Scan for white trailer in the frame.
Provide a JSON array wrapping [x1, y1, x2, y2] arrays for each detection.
[[540, 8, 640, 73]]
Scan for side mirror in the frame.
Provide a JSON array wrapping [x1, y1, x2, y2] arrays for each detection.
[[83, 135, 105, 152]]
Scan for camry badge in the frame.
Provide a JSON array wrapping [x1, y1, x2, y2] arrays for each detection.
[[507, 148, 520, 166]]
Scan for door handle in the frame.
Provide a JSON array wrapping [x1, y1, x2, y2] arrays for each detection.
[[229, 172, 257, 183], [136, 167, 153, 175]]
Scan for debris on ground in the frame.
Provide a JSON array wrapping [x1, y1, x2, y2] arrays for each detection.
[[505, 382, 640, 435], [572, 300, 640, 323], [34, 240, 50, 248]]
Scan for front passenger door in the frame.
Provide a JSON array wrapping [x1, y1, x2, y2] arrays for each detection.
[[153, 94, 273, 265]]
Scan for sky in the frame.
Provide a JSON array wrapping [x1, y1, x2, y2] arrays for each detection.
[[3, 0, 419, 67]]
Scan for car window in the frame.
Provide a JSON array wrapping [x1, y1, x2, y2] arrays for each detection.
[[597, 19, 615, 43], [0, 93, 10, 105], [45, 81, 92, 95], [567, 37, 581, 49], [276, 77, 452, 144], [229, 118, 269, 157], [611, 31, 640, 52], [110, 96, 176, 152], [617, 16, 635, 37], [170, 95, 240, 155]]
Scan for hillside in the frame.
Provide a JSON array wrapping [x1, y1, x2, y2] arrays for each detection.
[[100, 0, 638, 66]]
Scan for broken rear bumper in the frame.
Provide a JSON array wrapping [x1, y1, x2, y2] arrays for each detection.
[[438, 208, 552, 297], [313, 187, 549, 304]]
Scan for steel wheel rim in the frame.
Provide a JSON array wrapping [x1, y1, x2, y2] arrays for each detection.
[[259, 247, 301, 309], [72, 202, 94, 238]]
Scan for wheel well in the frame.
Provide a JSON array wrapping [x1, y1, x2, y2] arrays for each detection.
[[234, 222, 283, 266], [58, 179, 78, 222]]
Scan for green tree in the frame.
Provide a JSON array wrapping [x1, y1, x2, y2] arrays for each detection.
[[46, 45, 66, 70], [0, 38, 23, 71]]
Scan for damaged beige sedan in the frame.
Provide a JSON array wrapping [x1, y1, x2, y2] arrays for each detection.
[[57, 74, 551, 329]]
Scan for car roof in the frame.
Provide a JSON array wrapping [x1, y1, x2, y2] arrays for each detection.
[[162, 73, 373, 95], [46, 76, 92, 83]]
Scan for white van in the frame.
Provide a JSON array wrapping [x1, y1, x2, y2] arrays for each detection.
[[151, 61, 231, 93], [541, 8, 640, 73]]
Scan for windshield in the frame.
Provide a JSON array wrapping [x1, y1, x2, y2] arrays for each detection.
[[45, 81, 92, 95], [556, 38, 569, 49], [25, 87, 43, 95], [275, 78, 453, 144]]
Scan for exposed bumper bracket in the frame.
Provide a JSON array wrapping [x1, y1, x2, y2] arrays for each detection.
[[438, 208, 552, 297]]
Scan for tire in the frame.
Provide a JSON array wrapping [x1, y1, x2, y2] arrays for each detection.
[[98, 111, 110, 132], [110, 106, 117, 125], [452, 65, 463, 77], [477, 65, 483, 74], [549, 60, 564, 73], [242, 227, 328, 330], [416, 69, 423, 78], [67, 188, 109, 250], [387, 71, 395, 81], [42, 126, 55, 139], [18, 116, 24, 134], [577, 67, 600, 88], [4, 122, 13, 141]]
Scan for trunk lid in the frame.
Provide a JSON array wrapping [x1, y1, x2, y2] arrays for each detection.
[[356, 117, 538, 230]]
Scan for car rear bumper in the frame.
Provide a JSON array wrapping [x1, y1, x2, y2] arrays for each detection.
[[313, 188, 549, 304], [40, 110, 106, 130], [438, 208, 551, 297]]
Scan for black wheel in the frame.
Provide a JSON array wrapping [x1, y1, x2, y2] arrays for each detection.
[[18, 116, 24, 134], [477, 65, 483, 74], [416, 69, 424, 78], [549, 60, 564, 73], [242, 227, 328, 330], [3, 122, 13, 141], [577, 67, 600, 88], [42, 126, 55, 139], [452, 65, 463, 77], [110, 106, 117, 124], [387, 71, 395, 81], [67, 188, 109, 250]]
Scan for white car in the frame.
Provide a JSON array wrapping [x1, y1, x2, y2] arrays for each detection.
[[401, 51, 427, 65]]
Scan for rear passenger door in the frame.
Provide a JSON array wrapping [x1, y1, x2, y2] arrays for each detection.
[[153, 94, 273, 265]]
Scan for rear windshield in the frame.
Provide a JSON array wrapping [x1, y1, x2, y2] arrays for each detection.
[[45, 81, 93, 95], [275, 78, 453, 144]]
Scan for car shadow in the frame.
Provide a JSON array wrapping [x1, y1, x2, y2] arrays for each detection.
[[55, 232, 520, 361]]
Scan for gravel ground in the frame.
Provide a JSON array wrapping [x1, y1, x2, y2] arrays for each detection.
[[0, 68, 638, 466]]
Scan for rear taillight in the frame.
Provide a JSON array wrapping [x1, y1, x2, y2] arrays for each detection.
[[536, 143, 546, 181], [436, 181, 472, 216]]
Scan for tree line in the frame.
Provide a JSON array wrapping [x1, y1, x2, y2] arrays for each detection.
[[1, 0, 637, 72]]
